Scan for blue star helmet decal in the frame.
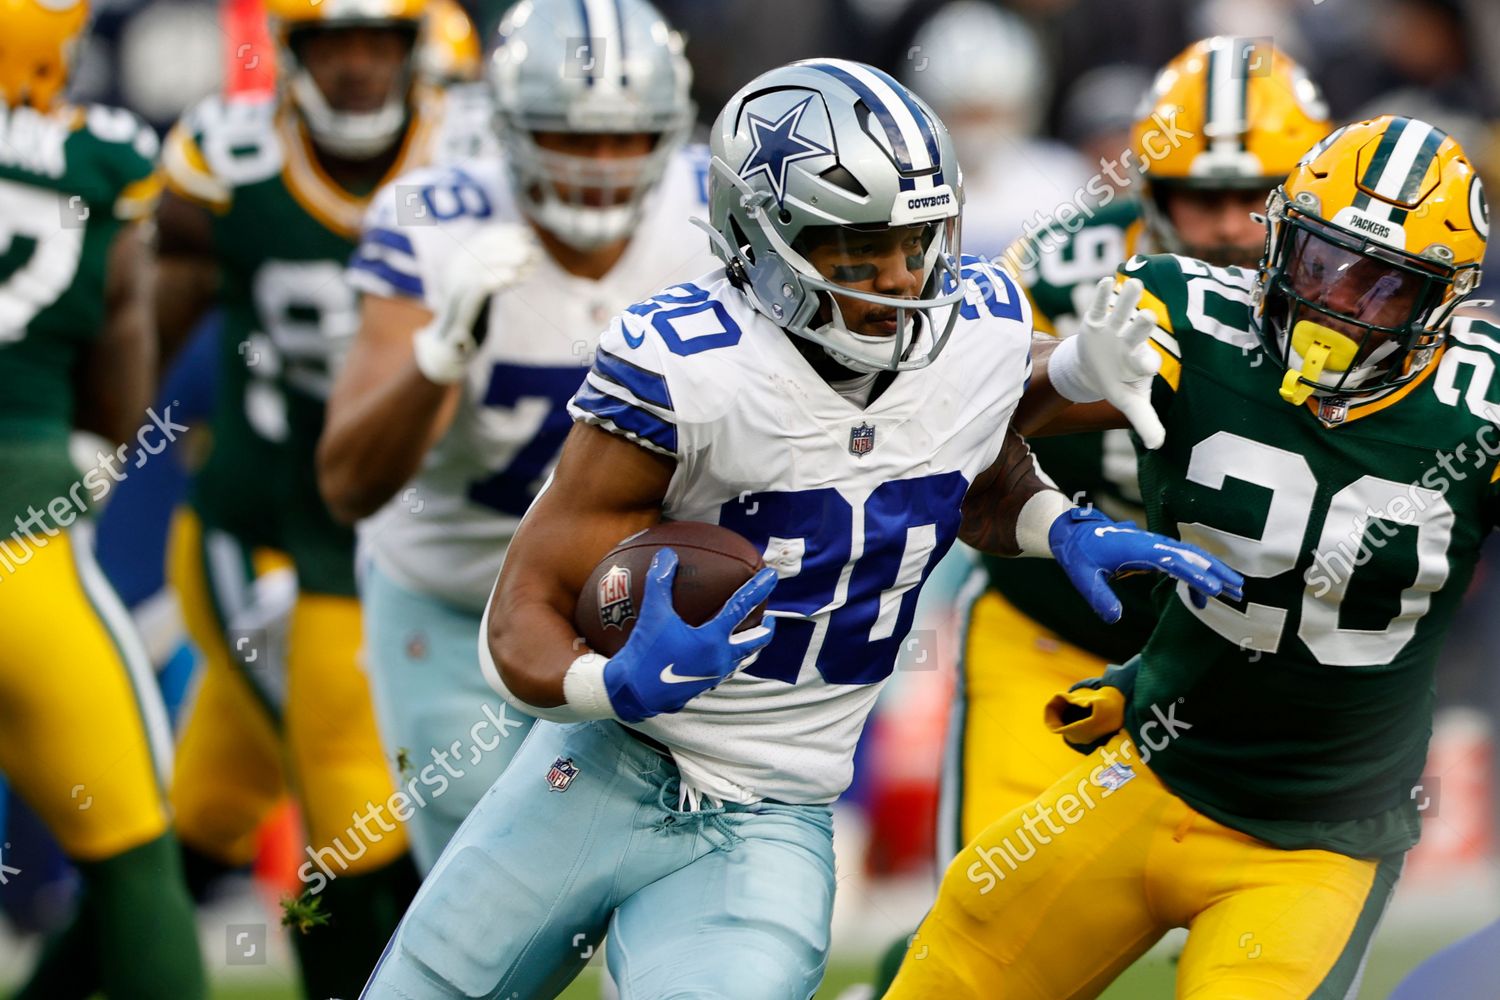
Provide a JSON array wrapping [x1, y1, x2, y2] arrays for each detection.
[[737, 96, 832, 206]]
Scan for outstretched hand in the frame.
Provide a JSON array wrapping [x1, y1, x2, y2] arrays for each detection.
[[1049, 507, 1245, 623]]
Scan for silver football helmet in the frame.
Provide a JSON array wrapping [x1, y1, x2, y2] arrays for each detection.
[[707, 59, 965, 372], [489, 0, 695, 250]]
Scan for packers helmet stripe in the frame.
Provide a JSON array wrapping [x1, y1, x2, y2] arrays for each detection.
[[1203, 40, 1250, 153], [1358, 117, 1406, 197], [1371, 118, 1438, 203], [805, 59, 943, 190]]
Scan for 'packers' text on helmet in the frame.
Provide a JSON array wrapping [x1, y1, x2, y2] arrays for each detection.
[[0, 0, 89, 111], [263, 0, 428, 159], [1254, 115, 1488, 404], [417, 0, 480, 86], [1134, 37, 1332, 262], [707, 59, 965, 372], [489, 0, 694, 252]]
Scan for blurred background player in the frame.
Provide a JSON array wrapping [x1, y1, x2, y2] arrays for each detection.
[[898, 2, 1090, 259], [318, 0, 710, 873], [153, 0, 493, 993], [0, 0, 205, 995]]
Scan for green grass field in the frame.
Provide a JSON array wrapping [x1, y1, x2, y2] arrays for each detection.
[[201, 930, 1459, 999]]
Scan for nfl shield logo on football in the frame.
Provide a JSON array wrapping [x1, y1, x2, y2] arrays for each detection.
[[1317, 396, 1349, 425], [597, 564, 635, 629], [1093, 762, 1136, 792], [849, 422, 876, 457], [546, 756, 580, 792]]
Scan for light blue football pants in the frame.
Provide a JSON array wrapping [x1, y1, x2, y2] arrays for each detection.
[[362, 562, 537, 873], [360, 719, 837, 999]]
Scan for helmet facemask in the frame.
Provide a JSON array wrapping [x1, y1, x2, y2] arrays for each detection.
[[496, 116, 689, 251], [709, 160, 967, 373], [1142, 177, 1280, 268], [284, 21, 421, 159], [1257, 191, 1481, 403]]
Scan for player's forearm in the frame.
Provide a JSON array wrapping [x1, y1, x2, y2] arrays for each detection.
[[316, 363, 458, 524], [78, 224, 155, 445], [959, 427, 1072, 557], [486, 579, 587, 711], [1014, 337, 1132, 436], [154, 191, 219, 376]]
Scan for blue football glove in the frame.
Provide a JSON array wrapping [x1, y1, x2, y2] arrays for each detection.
[[603, 548, 779, 723], [1049, 507, 1245, 624]]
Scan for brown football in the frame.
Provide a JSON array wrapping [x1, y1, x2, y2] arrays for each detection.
[[574, 521, 767, 655]]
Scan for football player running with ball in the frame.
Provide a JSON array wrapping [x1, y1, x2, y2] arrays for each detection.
[[887, 115, 1493, 999], [0, 2, 205, 996], [361, 60, 1242, 1000], [319, 0, 715, 873]]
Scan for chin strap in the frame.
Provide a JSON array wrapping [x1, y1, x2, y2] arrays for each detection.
[[1280, 319, 1360, 404]]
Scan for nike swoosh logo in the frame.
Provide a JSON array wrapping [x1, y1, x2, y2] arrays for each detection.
[[1092, 525, 1133, 537], [659, 663, 719, 685]]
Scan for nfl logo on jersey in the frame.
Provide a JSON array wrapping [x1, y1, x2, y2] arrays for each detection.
[[1094, 762, 1136, 792], [849, 423, 876, 457], [546, 756, 580, 792], [598, 565, 635, 629]]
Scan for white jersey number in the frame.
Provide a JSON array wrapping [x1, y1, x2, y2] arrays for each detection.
[[0, 179, 86, 343], [1176, 430, 1453, 666]]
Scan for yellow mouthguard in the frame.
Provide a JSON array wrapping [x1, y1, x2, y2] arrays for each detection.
[[1279, 320, 1361, 405]]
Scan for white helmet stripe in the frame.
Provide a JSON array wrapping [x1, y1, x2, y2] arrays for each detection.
[[1372, 119, 1435, 201], [810, 58, 937, 186], [1206, 40, 1247, 152], [579, 0, 626, 91]]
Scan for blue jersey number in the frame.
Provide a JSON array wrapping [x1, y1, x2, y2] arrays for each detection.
[[944, 260, 1024, 322], [466, 363, 586, 516], [717, 472, 968, 685]]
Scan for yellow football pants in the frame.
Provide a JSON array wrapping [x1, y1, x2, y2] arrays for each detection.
[[0, 524, 173, 860], [170, 509, 288, 865], [891, 734, 1401, 1000], [169, 509, 407, 872], [943, 590, 1109, 856]]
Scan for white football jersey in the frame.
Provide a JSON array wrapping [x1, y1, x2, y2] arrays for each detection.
[[347, 145, 716, 612], [559, 257, 1034, 804]]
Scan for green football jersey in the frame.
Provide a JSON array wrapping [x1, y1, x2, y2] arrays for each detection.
[[0, 101, 160, 527], [163, 88, 485, 594], [984, 198, 1157, 662], [1123, 252, 1500, 857]]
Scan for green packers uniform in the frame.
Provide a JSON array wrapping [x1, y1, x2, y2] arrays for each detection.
[[889, 253, 1499, 1000], [1128, 253, 1499, 856], [0, 100, 206, 999], [944, 199, 1159, 852], [0, 99, 175, 859], [160, 89, 470, 876]]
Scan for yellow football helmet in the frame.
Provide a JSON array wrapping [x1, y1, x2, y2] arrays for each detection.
[[417, 0, 480, 85], [1255, 115, 1488, 404], [1133, 37, 1332, 261], [263, 0, 429, 158], [0, 0, 89, 111]]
